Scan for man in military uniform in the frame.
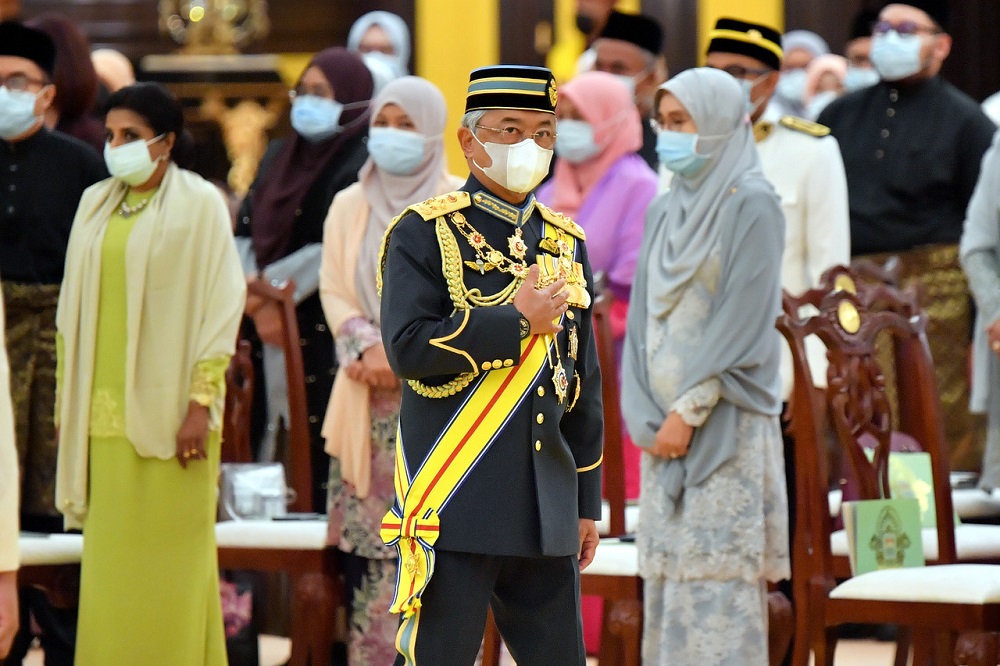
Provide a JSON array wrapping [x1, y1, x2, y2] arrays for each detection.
[[378, 65, 603, 665]]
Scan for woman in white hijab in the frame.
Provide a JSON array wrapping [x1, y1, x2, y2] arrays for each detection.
[[348, 10, 411, 90], [622, 68, 790, 665], [319, 75, 463, 664]]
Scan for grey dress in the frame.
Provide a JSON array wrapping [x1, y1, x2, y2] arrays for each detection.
[[621, 69, 791, 665], [636, 240, 790, 665]]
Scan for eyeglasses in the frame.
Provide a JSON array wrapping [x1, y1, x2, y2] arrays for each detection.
[[872, 20, 942, 36], [649, 118, 692, 134], [708, 64, 772, 80], [474, 124, 557, 149], [288, 85, 334, 101], [0, 73, 47, 92]]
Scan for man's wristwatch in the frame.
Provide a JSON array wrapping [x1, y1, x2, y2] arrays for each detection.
[[518, 314, 531, 340]]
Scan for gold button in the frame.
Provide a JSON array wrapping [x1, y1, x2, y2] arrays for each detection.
[[482, 361, 492, 371], [566, 310, 575, 320], [492, 360, 503, 369], [503, 359, 513, 367], [536, 413, 544, 424], [537, 386, 545, 397], [534, 440, 542, 451]]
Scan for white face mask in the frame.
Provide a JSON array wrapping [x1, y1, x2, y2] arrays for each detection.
[[472, 133, 553, 194], [104, 134, 165, 186], [614, 73, 638, 97]]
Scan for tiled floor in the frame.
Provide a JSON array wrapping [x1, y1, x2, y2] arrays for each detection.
[[23, 636, 899, 665]]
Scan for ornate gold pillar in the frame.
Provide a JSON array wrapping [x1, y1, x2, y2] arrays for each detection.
[[414, 0, 499, 173]]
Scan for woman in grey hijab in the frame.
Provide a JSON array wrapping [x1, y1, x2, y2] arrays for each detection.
[[621, 67, 790, 665], [961, 133, 1000, 490]]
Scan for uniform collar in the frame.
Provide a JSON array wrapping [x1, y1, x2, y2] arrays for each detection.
[[472, 189, 536, 226]]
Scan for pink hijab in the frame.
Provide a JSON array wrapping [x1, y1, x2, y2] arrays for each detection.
[[549, 71, 643, 218]]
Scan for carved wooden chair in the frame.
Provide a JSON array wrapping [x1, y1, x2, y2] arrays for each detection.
[[577, 289, 642, 665], [778, 269, 1000, 666], [216, 279, 341, 666], [222, 339, 254, 464]]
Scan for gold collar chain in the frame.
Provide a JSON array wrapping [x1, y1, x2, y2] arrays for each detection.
[[450, 211, 529, 278]]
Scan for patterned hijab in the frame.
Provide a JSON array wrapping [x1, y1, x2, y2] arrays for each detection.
[[250, 48, 373, 267]]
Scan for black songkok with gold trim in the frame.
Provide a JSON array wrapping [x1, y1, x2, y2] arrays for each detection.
[[465, 65, 557, 115], [707, 18, 783, 71]]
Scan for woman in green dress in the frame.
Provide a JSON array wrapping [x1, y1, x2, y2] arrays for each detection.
[[55, 82, 246, 665]]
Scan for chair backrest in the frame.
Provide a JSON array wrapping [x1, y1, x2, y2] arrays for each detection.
[[591, 289, 627, 537], [222, 339, 255, 463], [776, 266, 958, 589], [246, 279, 313, 513]]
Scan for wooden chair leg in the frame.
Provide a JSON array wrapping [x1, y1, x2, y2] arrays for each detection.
[[811, 626, 837, 666], [481, 608, 503, 666], [894, 626, 912, 666], [604, 598, 642, 666], [911, 631, 934, 666], [933, 631, 956, 666], [290, 571, 338, 666]]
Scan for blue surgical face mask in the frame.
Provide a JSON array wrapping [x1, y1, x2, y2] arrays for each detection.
[[291, 95, 344, 142], [805, 90, 839, 120], [775, 68, 808, 106], [0, 86, 41, 140], [367, 126, 427, 175], [656, 130, 708, 177], [739, 73, 771, 118], [871, 30, 924, 81], [554, 119, 600, 164], [844, 66, 880, 92]]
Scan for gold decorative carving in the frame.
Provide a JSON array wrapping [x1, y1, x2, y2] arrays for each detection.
[[201, 94, 277, 196], [159, 0, 270, 54]]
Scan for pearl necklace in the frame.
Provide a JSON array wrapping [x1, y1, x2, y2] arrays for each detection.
[[119, 194, 153, 219]]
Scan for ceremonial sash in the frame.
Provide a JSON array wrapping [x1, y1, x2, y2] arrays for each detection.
[[380, 220, 578, 617], [380, 334, 549, 616]]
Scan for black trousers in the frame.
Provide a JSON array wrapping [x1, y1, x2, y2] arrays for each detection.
[[393, 550, 585, 666]]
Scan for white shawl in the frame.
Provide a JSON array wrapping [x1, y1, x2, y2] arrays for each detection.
[[56, 164, 246, 529]]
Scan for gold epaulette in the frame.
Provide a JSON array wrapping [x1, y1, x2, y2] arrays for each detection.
[[534, 202, 586, 241], [376, 192, 471, 295], [779, 116, 830, 138], [407, 191, 471, 221]]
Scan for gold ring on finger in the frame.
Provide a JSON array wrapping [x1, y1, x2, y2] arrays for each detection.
[[992, 341, 1000, 352]]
